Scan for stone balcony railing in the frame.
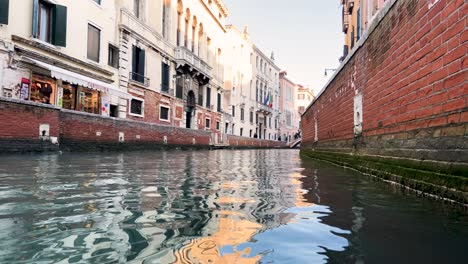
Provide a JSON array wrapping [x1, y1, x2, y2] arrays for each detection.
[[175, 47, 212, 78]]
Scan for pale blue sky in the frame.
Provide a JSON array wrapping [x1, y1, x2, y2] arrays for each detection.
[[224, 0, 343, 95]]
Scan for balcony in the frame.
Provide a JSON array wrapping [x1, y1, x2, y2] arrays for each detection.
[[175, 47, 212, 79], [160, 85, 174, 96], [130, 72, 150, 87], [256, 102, 273, 115]]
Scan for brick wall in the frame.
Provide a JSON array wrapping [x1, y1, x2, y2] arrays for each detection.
[[0, 97, 286, 152], [302, 0, 467, 163], [0, 99, 60, 152]]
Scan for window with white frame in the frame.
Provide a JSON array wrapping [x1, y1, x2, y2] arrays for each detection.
[[129, 98, 144, 116], [160, 105, 170, 121], [205, 118, 211, 128]]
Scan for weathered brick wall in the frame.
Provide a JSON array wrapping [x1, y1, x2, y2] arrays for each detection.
[[0, 97, 286, 152], [60, 110, 213, 151], [302, 0, 467, 163], [226, 135, 286, 148], [0, 99, 60, 152]]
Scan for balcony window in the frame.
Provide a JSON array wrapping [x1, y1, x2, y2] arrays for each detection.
[[131, 46, 146, 84], [217, 93, 222, 112], [0, 0, 9, 25], [130, 98, 144, 117], [161, 62, 170, 92], [87, 24, 100, 62], [206, 87, 211, 108], [32, 0, 67, 47]]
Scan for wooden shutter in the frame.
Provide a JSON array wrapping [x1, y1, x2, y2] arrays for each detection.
[[0, 0, 9, 25], [32, 0, 39, 37], [52, 4, 67, 47]]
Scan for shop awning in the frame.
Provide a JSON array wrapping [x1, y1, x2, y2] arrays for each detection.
[[24, 57, 132, 99]]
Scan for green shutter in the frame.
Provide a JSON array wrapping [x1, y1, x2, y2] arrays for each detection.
[[0, 0, 9, 25], [32, 0, 39, 37], [52, 4, 67, 47]]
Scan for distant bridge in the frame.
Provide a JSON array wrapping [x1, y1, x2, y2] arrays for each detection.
[[289, 138, 301, 148]]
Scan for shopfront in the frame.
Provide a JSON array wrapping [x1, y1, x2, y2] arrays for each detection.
[[21, 58, 130, 116]]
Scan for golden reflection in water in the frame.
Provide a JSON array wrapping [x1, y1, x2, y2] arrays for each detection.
[[291, 172, 314, 208], [174, 214, 262, 264], [173, 171, 313, 263]]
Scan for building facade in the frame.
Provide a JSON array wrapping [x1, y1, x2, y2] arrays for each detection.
[[296, 85, 314, 116], [340, 0, 390, 61], [279, 71, 300, 142], [0, 0, 299, 143], [0, 0, 131, 119]]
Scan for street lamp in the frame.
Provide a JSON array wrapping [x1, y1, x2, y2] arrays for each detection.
[[324, 68, 337, 77]]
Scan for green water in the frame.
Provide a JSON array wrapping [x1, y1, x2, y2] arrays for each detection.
[[0, 150, 466, 263]]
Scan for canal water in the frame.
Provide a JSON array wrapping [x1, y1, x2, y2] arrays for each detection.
[[0, 150, 466, 263]]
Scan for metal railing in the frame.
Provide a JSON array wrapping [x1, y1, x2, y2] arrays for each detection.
[[130, 72, 150, 87], [160, 85, 174, 96]]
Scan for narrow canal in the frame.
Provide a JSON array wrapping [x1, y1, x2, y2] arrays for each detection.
[[0, 150, 466, 263]]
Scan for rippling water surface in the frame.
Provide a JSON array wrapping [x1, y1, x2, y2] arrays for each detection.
[[0, 150, 466, 263]]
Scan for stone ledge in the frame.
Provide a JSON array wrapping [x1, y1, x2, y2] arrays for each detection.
[[300, 149, 468, 206]]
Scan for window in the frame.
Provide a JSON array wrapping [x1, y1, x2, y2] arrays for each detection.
[[176, 77, 183, 99], [160, 106, 170, 121], [0, 0, 9, 25], [108, 44, 119, 68], [197, 84, 203, 106], [33, 0, 67, 46], [217, 93, 222, 112], [37, 1, 52, 43], [298, 94, 305, 100], [87, 24, 100, 62], [240, 128, 244, 137], [134, 0, 140, 18], [110, 105, 118, 117], [240, 108, 245, 121], [130, 98, 144, 116], [205, 118, 211, 128], [206, 87, 211, 108], [132, 46, 146, 83], [232, 105, 235, 117], [250, 111, 254, 123], [161, 62, 170, 92], [216, 121, 220, 130], [299, 106, 305, 113], [256, 113, 259, 124]]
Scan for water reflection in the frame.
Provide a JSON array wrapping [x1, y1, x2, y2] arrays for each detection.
[[0, 150, 466, 263]]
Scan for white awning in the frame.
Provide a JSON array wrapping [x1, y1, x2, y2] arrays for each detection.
[[24, 57, 131, 99]]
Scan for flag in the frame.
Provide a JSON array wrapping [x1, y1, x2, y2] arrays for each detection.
[[269, 92, 273, 108], [263, 93, 269, 106]]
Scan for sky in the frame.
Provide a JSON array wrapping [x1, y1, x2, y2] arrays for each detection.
[[223, 0, 343, 95]]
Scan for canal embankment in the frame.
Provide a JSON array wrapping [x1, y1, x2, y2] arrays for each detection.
[[300, 0, 467, 205], [0, 97, 286, 153]]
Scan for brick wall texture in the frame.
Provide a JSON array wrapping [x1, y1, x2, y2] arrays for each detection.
[[0, 99, 285, 153], [302, 0, 467, 163]]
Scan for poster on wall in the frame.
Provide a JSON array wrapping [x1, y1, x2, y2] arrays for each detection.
[[57, 87, 63, 108], [101, 92, 110, 117], [20, 78, 30, 100]]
